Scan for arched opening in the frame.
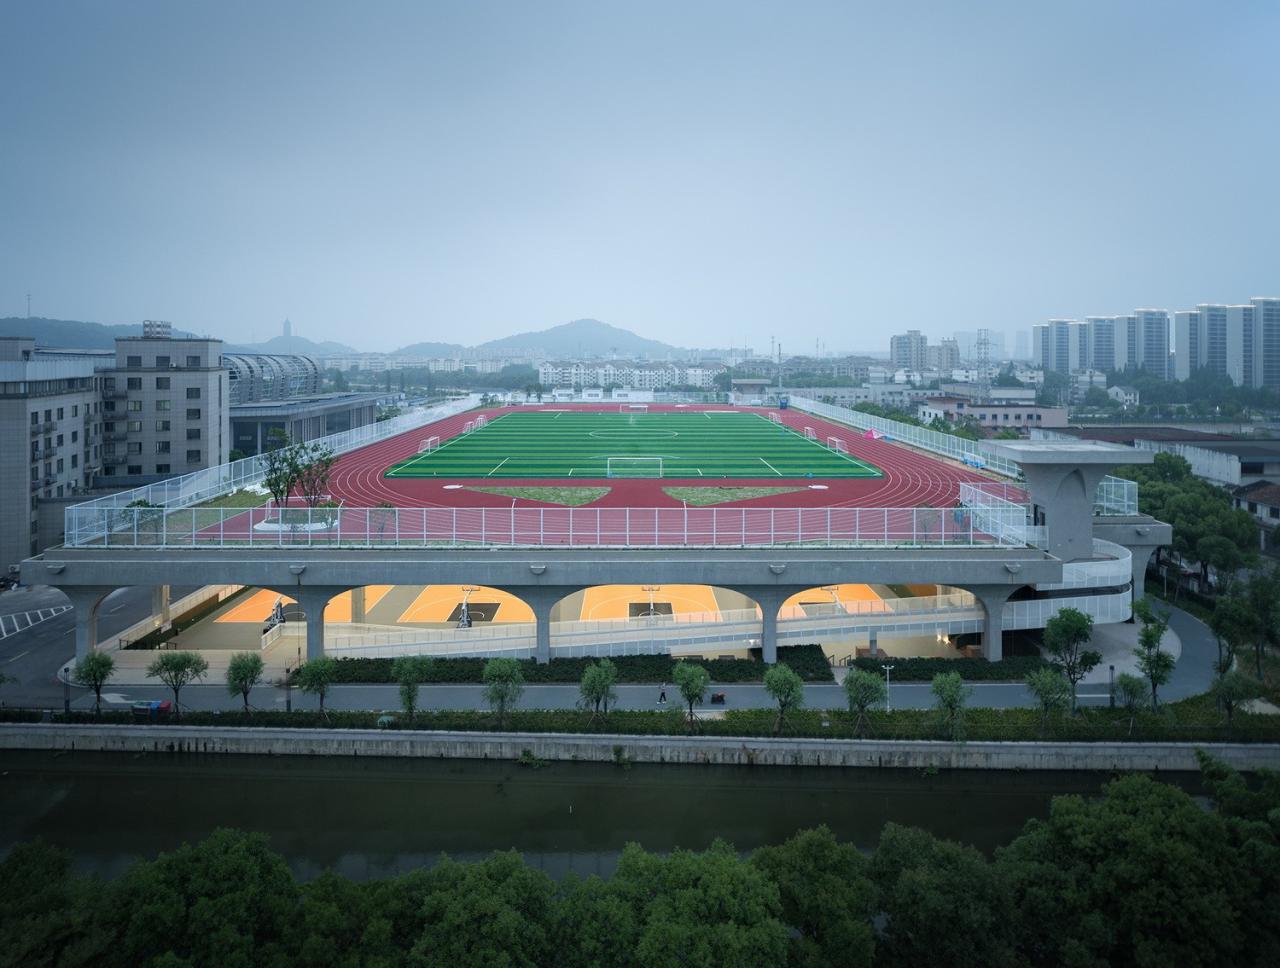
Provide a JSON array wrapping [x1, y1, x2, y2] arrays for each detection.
[[778, 582, 984, 665]]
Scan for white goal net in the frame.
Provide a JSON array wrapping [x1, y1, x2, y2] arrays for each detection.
[[618, 403, 649, 413], [607, 456, 663, 478], [419, 436, 440, 453], [826, 436, 848, 454], [475, 415, 488, 428], [803, 427, 817, 440], [769, 412, 782, 424]]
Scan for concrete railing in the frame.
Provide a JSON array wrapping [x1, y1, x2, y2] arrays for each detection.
[[1035, 539, 1132, 592]]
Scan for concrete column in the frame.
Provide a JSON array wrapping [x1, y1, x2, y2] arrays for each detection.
[[732, 586, 797, 665], [1130, 545, 1158, 601], [151, 585, 171, 625], [278, 587, 349, 663], [351, 586, 367, 624], [61, 586, 116, 662], [963, 585, 1016, 662], [513, 587, 581, 664], [869, 630, 878, 657]]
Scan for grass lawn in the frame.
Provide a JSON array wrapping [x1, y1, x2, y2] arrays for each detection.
[[662, 485, 807, 506], [196, 488, 270, 509], [387, 410, 881, 480], [468, 486, 610, 506]]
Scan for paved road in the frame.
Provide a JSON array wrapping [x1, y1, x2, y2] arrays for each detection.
[[0, 587, 1218, 716], [0, 585, 195, 708]]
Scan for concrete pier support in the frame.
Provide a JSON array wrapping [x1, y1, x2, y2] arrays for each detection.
[[151, 585, 171, 625], [350, 586, 367, 624], [730, 585, 800, 664], [512, 587, 581, 663], [61, 586, 117, 662], [275, 586, 350, 663], [963, 585, 1016, 662]]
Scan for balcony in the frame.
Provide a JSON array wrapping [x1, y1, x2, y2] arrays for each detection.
[[104, 390, 128, 400], [104, 432, 128, 442], [29, 420, 54, 435], [103, 456, 127, 466]]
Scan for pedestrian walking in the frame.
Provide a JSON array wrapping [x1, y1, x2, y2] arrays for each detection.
[[658, 682, 668, 705]]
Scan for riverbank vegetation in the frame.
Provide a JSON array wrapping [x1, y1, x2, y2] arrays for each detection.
[[2, 754, 1276, 967]]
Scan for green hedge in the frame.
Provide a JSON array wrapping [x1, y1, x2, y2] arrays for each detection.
[[327, 644, 834, 685], [0, 709, 44, 723], [47, 694, 1280, 744], [848, 655, 1046, 681]]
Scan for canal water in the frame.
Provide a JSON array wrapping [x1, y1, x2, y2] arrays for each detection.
[[0, 751, 1200, 880]]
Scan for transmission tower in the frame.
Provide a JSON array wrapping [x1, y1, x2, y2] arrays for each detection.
[[976, 329, 992, 403]]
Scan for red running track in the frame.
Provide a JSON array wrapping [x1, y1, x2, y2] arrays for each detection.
[[323, 403, 997, 512]]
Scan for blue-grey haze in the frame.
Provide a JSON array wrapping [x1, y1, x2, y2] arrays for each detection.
[[1, 0, 1276, 352]]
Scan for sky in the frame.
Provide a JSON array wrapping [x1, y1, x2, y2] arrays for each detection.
[[1, 1, 1277, 354]]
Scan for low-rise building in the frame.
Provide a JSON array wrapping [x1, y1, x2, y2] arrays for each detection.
[[1232, 480, 1280, 531], [1108, 385, 1140, 408], [917, 398, 1069, 430]]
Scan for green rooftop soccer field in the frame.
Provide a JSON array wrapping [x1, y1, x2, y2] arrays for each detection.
[[386, 410, 882, 479]]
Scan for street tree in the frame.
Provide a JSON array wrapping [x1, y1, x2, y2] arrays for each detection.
[[578, 659, 618, 724], [763, 663, 805, 735], [1133, 599, 1174, 710], [1042, 607, 1101, 713], [261, 429, 300, 509], [392, 655, 433, 724], [224, 652, 265, 713], [481, 657, 524, 729], [1114, 673, 1147, 736], [1025, 667, 1071, 737], [1243, 567, 1280, 677], [843, 668, 887, 738], [673, 661, 710, 733], [930, 671, 971, 741], [1208, 593, 1254, 674], [72, 652, 116, 716], [145, 651, 209, 720], [1211, 670, 1263, 727], [296, 656, 338, 716]]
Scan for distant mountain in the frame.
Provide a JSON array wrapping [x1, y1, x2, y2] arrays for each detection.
[[0, 317, 204, 350], [224, 334, 358, 355], [474, 318, 683, 358], [391, 340, 467, 357]]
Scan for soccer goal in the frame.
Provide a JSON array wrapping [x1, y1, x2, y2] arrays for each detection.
[[826, 436, 848, 454], [418, 436, 440, 453], [607, 456, 663, 478], [769, 412, 782, 425], [475, 415, 488, 429], [463, 419, 475, 433], [618, 403, 649, 413], [803, 426, 817, 441]]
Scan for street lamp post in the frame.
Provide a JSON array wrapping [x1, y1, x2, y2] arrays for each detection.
[[1109, 664, 1115, 709], [883, 663, 895, 713]]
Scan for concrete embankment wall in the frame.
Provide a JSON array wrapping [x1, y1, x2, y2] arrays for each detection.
[[4, 724, 1280, 771]]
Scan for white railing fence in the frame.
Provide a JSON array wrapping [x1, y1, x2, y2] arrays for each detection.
[[67, 503, 1036, 549], [65, 395, 479, 546], [787, 395, 1138, 515]]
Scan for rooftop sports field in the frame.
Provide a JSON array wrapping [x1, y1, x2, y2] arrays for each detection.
[[386, 410, 882, 480]]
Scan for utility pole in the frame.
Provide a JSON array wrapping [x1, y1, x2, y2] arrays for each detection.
[[26, 293, 31, 318]]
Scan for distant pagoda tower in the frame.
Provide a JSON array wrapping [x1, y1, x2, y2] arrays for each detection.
[[283, 318, 293, 338]]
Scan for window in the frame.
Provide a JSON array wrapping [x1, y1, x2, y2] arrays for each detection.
[[102, 466, 115, 476], [127, 377, 142, 390], [127, 400, 142, 412], [186, 408, 201, 419], [127, 355, 142, 368], [56, 407, 64, 419], [127, 442, 142, 455], [155, 377, 170, 390], [156, 441, 171, 454], [103, 401, 116, 413], [155, 420, 171, 432], [186, 387, 201, 399], [186, 355, 201, 367], [155, 399, 170, 411], [127, 465, 142, 476], [1249, 502, 1258, 513], [72, 405, 78, 417], [156, 463, 170, 474], [127, 420, 142, 432], [30, 412, 38, 426], [71, 430, 78, 443], [1270, 507, 1279, 520], [71, 454, 78, 468], [186, 449, 202, 463], [155, 355, 170, 368], [186, 428, 201, 440], [56, 458, 64, 472], [56, 433, 64, 445]]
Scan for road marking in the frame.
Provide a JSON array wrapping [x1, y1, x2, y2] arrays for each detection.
[[0, 605, 72, 640], [5, 651, 28, 663]]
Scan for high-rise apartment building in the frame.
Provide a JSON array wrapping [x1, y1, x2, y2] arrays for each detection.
[[926, 338, 960, 371], [889, 330, 928, 371], [1134, 309, 1170, 381], [97, 334, 229, 483], [0, 338, 103, 567]]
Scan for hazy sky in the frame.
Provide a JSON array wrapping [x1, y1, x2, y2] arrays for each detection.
[[2, 1, 1277, 353]]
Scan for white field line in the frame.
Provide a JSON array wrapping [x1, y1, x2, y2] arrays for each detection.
[[486, 456, 511, 477], [758, 457, 782, 476]]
